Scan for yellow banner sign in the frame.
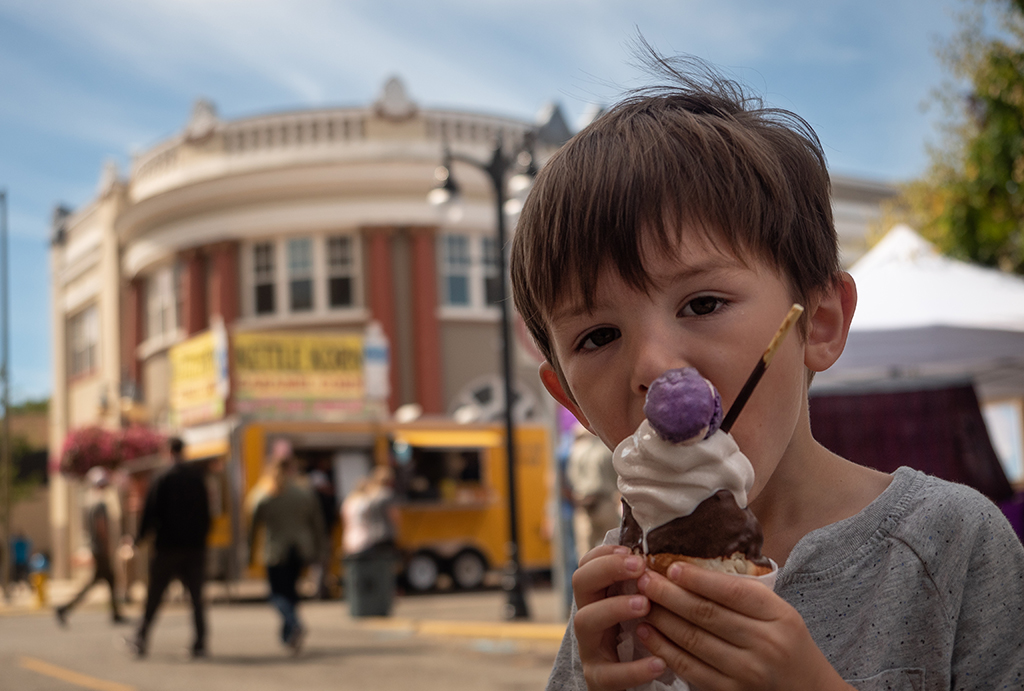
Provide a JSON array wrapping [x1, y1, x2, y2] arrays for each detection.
[[234, 332, 364, 403], [170, 331, 224, 427]]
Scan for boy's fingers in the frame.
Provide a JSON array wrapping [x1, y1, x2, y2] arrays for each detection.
[[638, 569, 763, 649], [666, 562, 777, 621], [644, 602, 738, 671], [578, 543, 626, 568], [574, 593, 651, 653], [635, 622, 725, 691], [573, 549, 646, 609], [583, 655, 668, 691]]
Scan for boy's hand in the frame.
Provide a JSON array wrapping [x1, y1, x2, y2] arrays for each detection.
[[572, 545, 668, 691], [636, 562, 854, 691]]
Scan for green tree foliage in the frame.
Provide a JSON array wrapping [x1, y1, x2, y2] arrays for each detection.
[[4, 398, 50, 502], [2, 433, 44, 503], [895, 0, 1024, 273]]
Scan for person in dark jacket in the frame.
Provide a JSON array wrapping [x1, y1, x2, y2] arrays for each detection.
[[125, 437, 210, 658]]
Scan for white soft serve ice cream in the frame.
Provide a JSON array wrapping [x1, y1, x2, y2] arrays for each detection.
[[613, 420, 755, 552]]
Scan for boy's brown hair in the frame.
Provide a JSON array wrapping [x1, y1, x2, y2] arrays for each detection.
[[510, 50, 842, 373]]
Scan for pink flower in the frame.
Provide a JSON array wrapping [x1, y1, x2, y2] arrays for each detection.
[[60, 425, 166, 476]]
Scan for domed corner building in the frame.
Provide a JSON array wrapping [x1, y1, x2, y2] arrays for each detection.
[[47, 77, 574, 580]]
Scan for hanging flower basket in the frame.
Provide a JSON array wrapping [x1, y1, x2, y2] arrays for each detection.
[[119, 425, 164, 463], [60, 425, 166, 477], [60, 426, 120, 477]]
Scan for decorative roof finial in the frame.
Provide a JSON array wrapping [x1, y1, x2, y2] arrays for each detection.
[[185, 98, 219, 141], [374, 76, 417, 121]]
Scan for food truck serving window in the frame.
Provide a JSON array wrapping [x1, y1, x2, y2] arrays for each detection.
[[391, 430, 500, 505], [396, 446, 482, 502]]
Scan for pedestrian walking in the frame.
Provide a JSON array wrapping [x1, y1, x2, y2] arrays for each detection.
[[341, 466, 400, 616], [249, 454, 325, 654], [11, 530, 31, 587], [308, 465, 339, 599], [55, 467, 125, 625], [565, 426, 620, 562], [125, 437, 210, 659]]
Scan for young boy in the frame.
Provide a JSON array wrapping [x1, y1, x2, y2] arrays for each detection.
[[510, 54, 1024, 691]]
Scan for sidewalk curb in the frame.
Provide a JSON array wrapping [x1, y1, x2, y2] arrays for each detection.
[[359, 617, 565, 642]]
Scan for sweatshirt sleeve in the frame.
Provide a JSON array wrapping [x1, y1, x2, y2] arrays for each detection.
[[546, 601, 587, 691], [945, 492, 1024, 689]]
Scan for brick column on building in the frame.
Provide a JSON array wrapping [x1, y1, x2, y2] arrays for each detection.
[[409, 226, 444, 414], [207, 241, 239, 415], [123, 278, 144, 392], [365, 227, 398, 413], [209, 241, 240, 324], [180, 249, 207, 336]]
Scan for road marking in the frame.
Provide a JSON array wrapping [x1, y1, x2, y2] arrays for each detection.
[[18, 656, 137, 691]]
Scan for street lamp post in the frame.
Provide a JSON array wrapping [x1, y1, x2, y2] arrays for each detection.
[[431, 136, 535, 620], [0, 189, 10, 603]]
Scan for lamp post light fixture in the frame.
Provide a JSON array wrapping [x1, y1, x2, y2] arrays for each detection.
[[429, 135, 536, 620]]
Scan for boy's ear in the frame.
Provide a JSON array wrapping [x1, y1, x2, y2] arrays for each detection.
[[539, 362, 594, 432], [804, 272, 857, 372]]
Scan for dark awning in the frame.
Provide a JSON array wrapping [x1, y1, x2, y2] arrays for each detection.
[[809, 382, 1013, 503]]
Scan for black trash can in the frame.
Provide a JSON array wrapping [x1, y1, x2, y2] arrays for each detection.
[[344, 547, 397, 617]]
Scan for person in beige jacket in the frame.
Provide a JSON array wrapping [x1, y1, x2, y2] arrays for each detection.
[[249, 454, 326, 654], [566, 426, 621, 563]]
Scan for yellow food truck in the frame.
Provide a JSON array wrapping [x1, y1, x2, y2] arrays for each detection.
[[166, 328, 554, 592], [232, 418, 553, 591]]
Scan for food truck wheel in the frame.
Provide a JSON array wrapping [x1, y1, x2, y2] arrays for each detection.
[[451, 549, 487, 590], [405, 552, 440, 592]]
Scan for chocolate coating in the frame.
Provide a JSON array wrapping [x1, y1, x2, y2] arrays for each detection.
[[644, 368, 723, 443], [619, 491, 770, 567]]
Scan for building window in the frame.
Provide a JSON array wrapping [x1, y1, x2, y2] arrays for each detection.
[[146, 264, 178, 339], [245, 234, 362, 320], [327, 235, 354, 308], [68, 305, 98, 378], [442, 235, 471, 306], [288, 238, 314, 312], [254, 242, 275, 315], [440, 234, 501, 310]]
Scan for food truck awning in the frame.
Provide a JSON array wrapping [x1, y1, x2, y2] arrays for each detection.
[[393, 429, 503, 449]]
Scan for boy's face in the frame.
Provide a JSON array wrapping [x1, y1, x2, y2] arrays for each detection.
[[541, 233, 813, 501]]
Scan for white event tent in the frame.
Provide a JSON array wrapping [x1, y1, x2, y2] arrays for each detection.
[[813, 224, 1024, 403]]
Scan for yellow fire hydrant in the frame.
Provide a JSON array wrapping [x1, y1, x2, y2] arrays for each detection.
[[29, 553, 49, 608], [30, 571, 48, 608]]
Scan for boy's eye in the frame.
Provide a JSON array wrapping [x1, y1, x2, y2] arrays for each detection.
[[578, 327, 620, 351], [681, 296, 725, 317]]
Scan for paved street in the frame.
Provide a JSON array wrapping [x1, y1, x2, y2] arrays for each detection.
[[0, 580, 566, 691]]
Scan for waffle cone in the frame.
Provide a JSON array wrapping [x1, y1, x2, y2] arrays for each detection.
[[646, 551, 773, 577]]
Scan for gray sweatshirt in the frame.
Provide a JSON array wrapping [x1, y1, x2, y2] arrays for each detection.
[[546, 467, 1024, 690]]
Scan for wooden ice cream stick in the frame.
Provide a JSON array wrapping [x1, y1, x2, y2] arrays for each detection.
[[719, 303, 805, 433]]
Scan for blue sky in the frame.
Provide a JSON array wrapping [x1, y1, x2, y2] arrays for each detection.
[[0, 0, 960, 403]]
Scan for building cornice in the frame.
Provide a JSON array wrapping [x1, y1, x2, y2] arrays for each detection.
[[121, 194, 496, 277], [129, 107, 537, 205]]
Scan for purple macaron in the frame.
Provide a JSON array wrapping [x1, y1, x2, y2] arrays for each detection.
[[644, 367, 724, 443]]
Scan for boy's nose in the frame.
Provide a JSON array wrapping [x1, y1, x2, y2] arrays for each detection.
[[630, 331, 686, 396]]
